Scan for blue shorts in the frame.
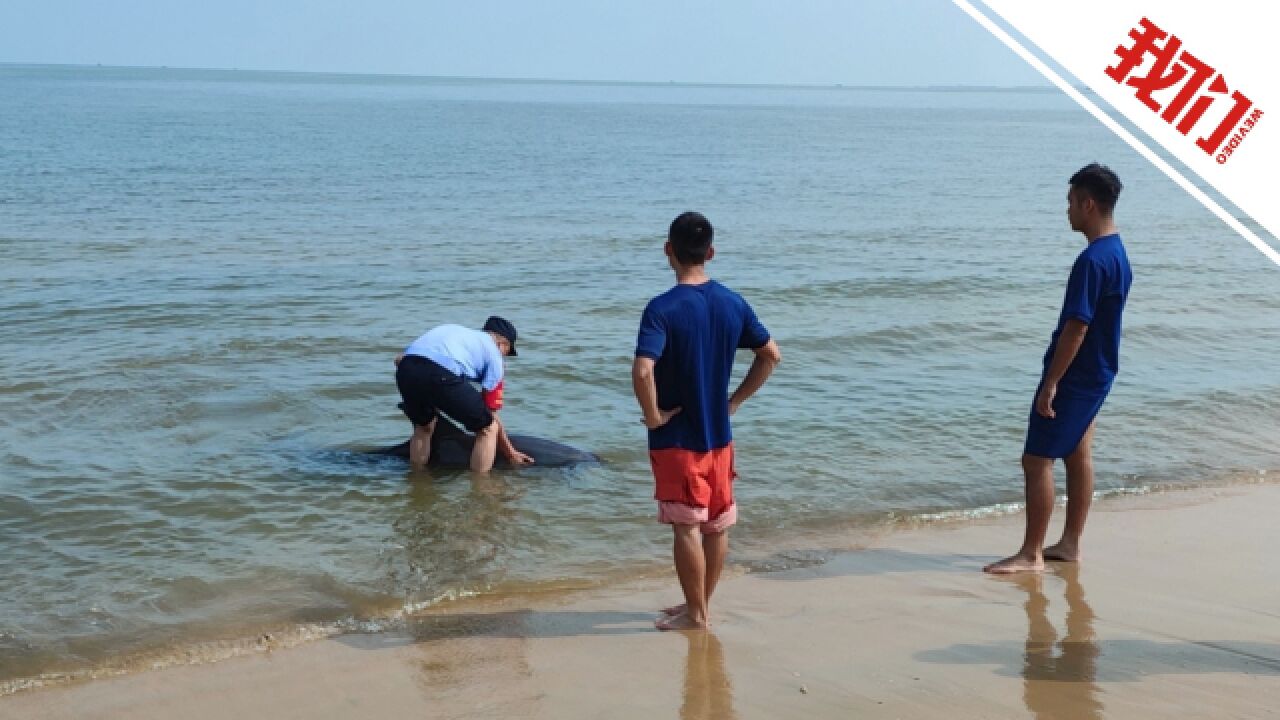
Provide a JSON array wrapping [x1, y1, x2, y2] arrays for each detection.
[[1024, 381, 1110, 459]]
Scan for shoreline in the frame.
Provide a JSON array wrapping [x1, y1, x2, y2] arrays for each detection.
[[5, 472, 1268, 698], [8, 479, 1280, 718]]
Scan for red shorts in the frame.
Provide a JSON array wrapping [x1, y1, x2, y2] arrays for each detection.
[[650, 444, 737, 532]]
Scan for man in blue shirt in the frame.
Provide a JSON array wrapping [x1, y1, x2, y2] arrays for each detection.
[[633, 212, 781, 630], [394, 316, 534, 472], [986, 164, 1133, 574]]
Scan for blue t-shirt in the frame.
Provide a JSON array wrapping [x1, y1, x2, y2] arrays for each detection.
[[635, 280, 771, 452], [1043, 234, 1132, 390]]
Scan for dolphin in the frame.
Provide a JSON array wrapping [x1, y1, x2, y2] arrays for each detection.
[[370, 415, 599, 468]]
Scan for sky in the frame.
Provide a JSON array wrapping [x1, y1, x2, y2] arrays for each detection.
[[0, 0, 1046, 87]]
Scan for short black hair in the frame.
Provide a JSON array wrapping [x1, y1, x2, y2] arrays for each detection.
[[1069, 163, 1123, 215], [668, 211, 713, 265]]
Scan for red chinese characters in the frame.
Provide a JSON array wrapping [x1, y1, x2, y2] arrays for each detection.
[[1106, 18, 1262, 163]]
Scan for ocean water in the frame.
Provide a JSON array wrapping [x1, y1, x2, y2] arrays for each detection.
[[2, 64, 1279, 690]]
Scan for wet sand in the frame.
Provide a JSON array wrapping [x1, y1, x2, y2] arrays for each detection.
[[7, 482, 1280, 719]]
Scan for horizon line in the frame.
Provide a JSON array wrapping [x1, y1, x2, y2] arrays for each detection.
[[0, 61, 1062, 93]]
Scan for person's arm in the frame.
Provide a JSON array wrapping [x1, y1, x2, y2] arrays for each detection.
[[492, 414, 533, 465], [1038, 256, 1103, 419], [729, 338, 781, 415], [1035, 319, 1088, 418], [632, 356, 680, 429], [479, 378, 531, 465], [633, 302, 678, 429]]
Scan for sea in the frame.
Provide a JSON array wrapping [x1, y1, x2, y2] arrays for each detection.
[[2, 64, 1278, 691]]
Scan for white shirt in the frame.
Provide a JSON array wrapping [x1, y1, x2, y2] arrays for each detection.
[[404, 324, 505, 391]]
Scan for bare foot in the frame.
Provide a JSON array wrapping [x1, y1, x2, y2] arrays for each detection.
[[983, 553, 1044, 574], [1042, 542, 1080, 562], [655, 611, 707, 631], [661, 603, 686, 616]]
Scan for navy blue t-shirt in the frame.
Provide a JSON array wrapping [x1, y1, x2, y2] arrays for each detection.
[[1043, 234, 1133, 390], [636, 280, 770, 452]]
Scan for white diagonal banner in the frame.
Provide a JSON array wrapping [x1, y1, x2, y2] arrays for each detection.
[[957, 1, 1280, 267]]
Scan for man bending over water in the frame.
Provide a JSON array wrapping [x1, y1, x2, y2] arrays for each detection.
[[394, 316, 534, 472]]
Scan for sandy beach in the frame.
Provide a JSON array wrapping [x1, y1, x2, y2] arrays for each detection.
[[7, 480, 1280, 719]]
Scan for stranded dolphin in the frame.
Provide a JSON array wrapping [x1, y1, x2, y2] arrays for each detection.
[[370, 414, 599, 468]]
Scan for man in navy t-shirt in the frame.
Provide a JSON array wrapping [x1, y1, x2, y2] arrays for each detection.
[[633, 211, 781, 630], [986, 164, 1133, 574]]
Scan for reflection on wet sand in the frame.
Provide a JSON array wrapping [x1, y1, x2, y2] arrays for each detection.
[[681, 632, 737, 720], [410, 616, 536, 718], [1018, 566, 1102, 720]]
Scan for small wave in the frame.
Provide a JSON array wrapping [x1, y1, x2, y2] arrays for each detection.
[[0, 622, 346, 697], [0, 578, 523, 697]]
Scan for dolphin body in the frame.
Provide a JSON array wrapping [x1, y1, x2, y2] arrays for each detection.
[[370, 416, 599, 468]]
